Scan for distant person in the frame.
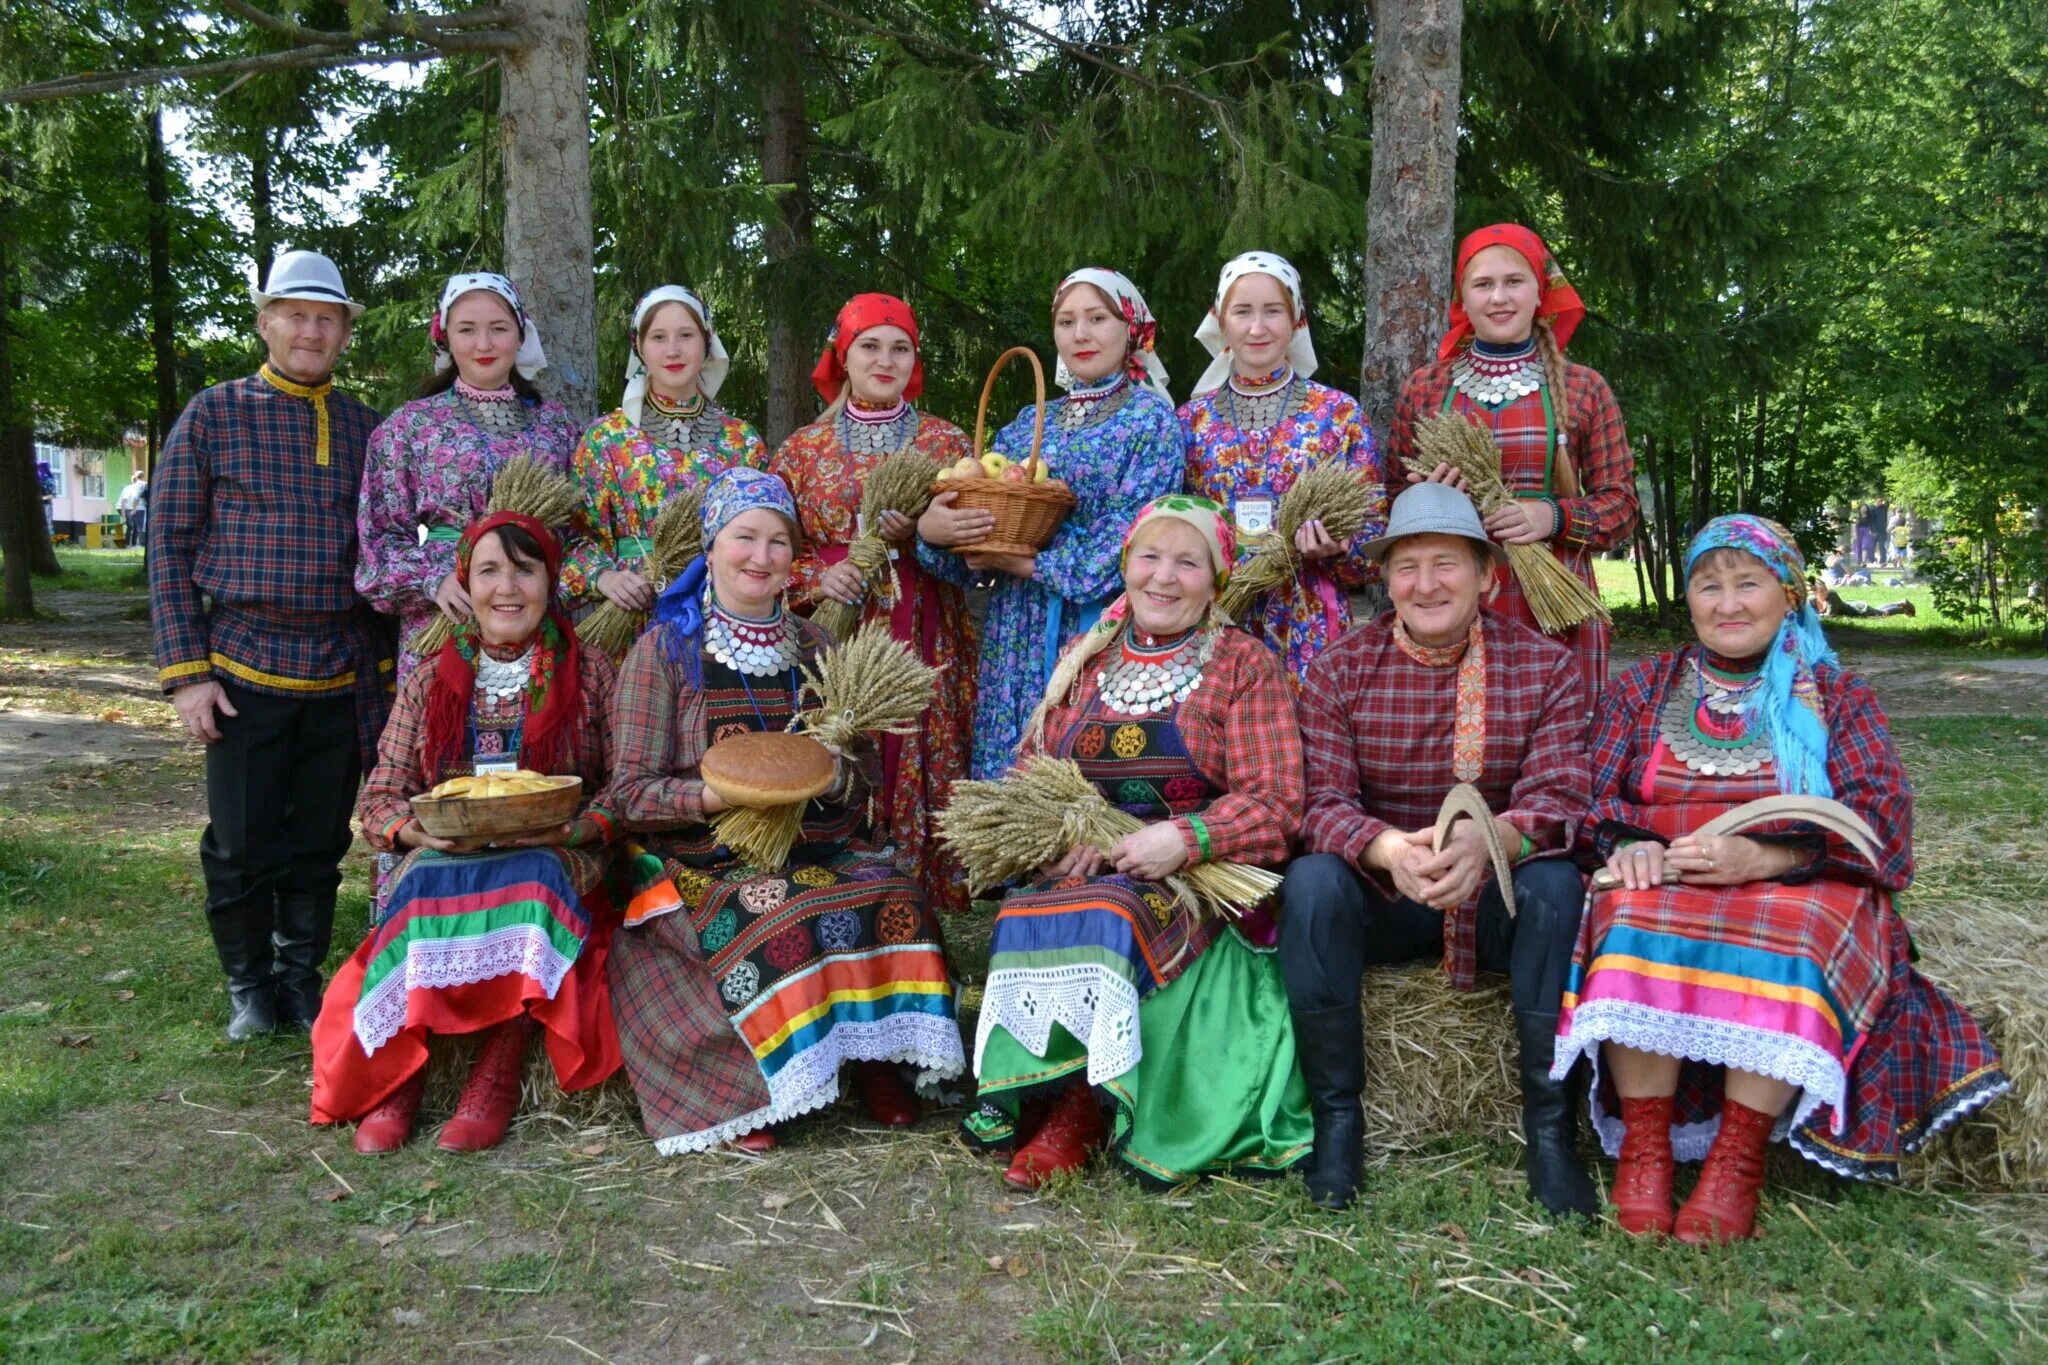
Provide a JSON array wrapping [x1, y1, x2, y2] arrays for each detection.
[[1810, 576, 1914, 619], [149, 250, 391, 1042], [116, 472, 148, 550], [36, 460, 56, 541]]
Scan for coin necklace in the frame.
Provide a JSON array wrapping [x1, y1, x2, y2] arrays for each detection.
[[705, 595, 803, 678], [1096, 625, 1216, 716], [1659, 656, 1773, 776], [1449, 338, 1545, 407], [474, 644, 534, 703]]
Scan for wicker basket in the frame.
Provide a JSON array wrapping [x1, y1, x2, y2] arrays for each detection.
[[410, 776, 583, 840], [927, 345, 1077, 557]]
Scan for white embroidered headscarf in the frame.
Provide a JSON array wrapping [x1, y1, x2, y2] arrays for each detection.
[[1051, 267, 1172, 403], [1190, 251, 1318, 396], [622, 285, 731, 424], [431, 272, 548, 380]]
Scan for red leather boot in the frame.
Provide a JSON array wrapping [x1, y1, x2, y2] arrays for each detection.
[[1004, 1080, 1105, 1190], [1611, 1094, 1677, 1237], [855, 1061, 919, 1127], [726, 1129, 779, 1154], [354, 1070, 427, 1156], [437, 1019, 532, 1152], [1674, 1097, 1776, 1244]]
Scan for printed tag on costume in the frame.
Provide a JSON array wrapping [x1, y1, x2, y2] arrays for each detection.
[[473, 756, 517, 774], [1234, 492, 1275, 536]]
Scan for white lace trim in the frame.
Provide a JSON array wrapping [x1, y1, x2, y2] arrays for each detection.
[[1555, 999, 1847, 1161], [353, 926, 577, 1057], [974, 964, 1143, 1088], [647, 1016, 968, 1156]]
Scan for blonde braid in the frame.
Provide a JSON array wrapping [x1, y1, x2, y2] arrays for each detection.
[[1018, 609, 1124, 758], [1535, 318, 1576, 436]]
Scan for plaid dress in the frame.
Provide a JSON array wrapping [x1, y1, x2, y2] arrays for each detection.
[[1298, 611, 1592, 989], [1387, 359, 1636, 693], [605, 619, 964, 1154], [1557, 648, 2010, 1178], [308, 651, 624, 1124]]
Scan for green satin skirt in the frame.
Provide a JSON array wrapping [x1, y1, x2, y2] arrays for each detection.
[[969, 929, 1313, 1186]]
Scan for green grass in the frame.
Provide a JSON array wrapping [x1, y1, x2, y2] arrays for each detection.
[[31, 548, 147, 594]]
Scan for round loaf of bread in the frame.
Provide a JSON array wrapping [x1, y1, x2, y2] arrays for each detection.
[[701, 731, 836, 809]]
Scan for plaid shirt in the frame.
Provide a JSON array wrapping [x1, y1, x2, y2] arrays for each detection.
[[607, 618, 873, 833], [357, 649, 620, 851], [1299, 611, 1592, 988], [1388, 359, 1636, 692], [149, 370, 386, 696], [1023, 626, 1304, 867], [1582, 648, 1913, 890]]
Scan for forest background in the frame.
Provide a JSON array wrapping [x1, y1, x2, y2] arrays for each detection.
[[1, 0, 2043, 633]]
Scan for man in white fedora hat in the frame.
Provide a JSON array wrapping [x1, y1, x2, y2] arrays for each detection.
[[149, 249, 394, 1042], [1277, 482, 1597, 1219]]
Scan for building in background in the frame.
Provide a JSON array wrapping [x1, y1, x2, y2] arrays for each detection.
[[36, 434, 146, 544]]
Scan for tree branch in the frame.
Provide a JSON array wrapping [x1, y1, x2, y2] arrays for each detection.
[[0, 44, 473, 105], [212, 0, 519, 47]]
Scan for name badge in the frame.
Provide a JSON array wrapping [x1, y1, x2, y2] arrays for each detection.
[[1234, 493, 1275, 536], [473, 755, 518, 775]]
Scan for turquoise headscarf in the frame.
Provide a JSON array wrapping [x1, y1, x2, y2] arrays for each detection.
[[1684, 514, 1836, 796]]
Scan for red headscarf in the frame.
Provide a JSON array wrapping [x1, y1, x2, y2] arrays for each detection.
[[810, 293, 924, 404], [1437, 224, 1586, 362], [420, 511, 583, 779]]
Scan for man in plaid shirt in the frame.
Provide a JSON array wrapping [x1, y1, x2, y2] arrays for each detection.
[[1278, 483, 1597, 1219], [149, 251, 391, 1043]]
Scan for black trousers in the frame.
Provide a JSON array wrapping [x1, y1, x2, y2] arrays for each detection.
[[1277, 852, 1584, 1017], [199, 681, 361, 980]]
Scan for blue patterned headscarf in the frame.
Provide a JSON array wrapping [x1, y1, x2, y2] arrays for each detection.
[[650, 467, 800, 680], [1684, 514, 1837, 796]]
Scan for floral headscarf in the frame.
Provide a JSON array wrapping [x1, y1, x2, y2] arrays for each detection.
[[1191, 251, 1319, 396], [622, 285, 731, 422], [1052, 267, 1171, 402], [651, 467, 801, 680], [1685, 514, 1837, 796], [810, 293, 923, 404], [1119, 493, 1235, 591], [1437, 225, 1586, 362], [431, 272, 549, 379], [420, 511, 581, 778]]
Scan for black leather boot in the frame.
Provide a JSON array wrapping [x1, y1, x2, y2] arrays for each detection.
[[1516, 1008, 1599, 1219], [208, 899, 278, 1042], [272, 891, 336, 1031], [1291, 1005, 1366, 1211]]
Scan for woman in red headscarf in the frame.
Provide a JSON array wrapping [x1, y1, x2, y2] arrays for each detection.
[[310, 511, 623, 1156], [1387, 224, 1638, 694], [767, 294, 977, 914]]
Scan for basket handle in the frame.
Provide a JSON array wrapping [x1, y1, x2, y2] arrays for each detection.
[[972, 345, 1048, 479]]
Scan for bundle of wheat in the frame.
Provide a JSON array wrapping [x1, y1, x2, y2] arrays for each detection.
[[577, 487, 707, 660], [1217, 463, 1381, 622], [810, 451, 942, 642]]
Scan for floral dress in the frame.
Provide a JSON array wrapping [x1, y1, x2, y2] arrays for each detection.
[[769, 408, 975, 914], [918, 377, 1184, 779], [559, 404, 770, 606], [1179, 379, 1387, 687], [355, 389, 582, 681]]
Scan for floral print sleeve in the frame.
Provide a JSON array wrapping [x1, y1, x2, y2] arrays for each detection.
[[1022, 395, 1184, 602]]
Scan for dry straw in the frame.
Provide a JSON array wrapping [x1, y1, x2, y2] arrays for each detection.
[[810, 452, 942, 642], [708, 624, 940, 870], [1411, 415, 1610, 634], [577, 487, 706, 660], [409, 458, 583, 657], [1218, 463, 1380, 622], [936, 754, 1282, 920]]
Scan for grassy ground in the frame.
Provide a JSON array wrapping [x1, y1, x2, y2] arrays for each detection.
[[30, 548, 148, 596], [2, 589, 2046, 1361]]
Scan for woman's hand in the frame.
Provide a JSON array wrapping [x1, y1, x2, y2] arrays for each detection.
[[1664, 834, 1802, 885], [699, 784, 729, 815], [1110, 822, 1191, 882], [1041, 844, 1106, 880], [596, 567, 656, 612], [1294, 519, 1342, 563], [1484, 500, 1556, 545], [498, 820, 578, 849], [817, 560, 866, 606], [433, 572, 474, 624], [396, 819, 467, 852], [1605, 840, 1668, 891], [876, 510, 916, 543], [918, 491, 997, 548], [962, 551, 1036, 579], [1405, 461, 1471, 494]]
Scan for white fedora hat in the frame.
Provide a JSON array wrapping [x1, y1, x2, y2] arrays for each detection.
[[250, 250, 364, 318], [1358, 481, 1508, 566]]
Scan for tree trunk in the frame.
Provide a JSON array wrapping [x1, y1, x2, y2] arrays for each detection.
[[760, 0, 814, 447], [0, 179, 41, 615], [250, 128, 276, 289], [500, 0, 598, 422], [1747, 386, 1768, 513], [146, 108, 180, 471], [1359, 0, 1463, 447]]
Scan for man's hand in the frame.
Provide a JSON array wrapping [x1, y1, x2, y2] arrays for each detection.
[[172, 681, 238, 744]]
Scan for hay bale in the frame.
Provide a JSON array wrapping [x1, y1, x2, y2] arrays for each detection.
[[1362, 965, 1519, 1153]]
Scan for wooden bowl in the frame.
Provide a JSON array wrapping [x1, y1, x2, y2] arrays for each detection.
[[410, 775, 583, 840]]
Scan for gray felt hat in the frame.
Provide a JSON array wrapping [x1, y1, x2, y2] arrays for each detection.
[[1358, 481, 1508, 566]]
